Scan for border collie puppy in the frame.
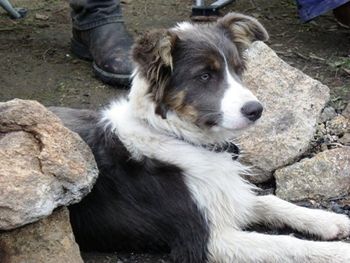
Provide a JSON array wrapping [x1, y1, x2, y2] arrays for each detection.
[[51, 12, 350, 263]]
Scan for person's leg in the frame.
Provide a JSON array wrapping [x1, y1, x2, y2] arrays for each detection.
[[334, 1, 350, 27], [70, 0, 122, 30], [69, 0, 133, 87]]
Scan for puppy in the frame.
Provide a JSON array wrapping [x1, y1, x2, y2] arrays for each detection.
[[51, 12, 350, 263]]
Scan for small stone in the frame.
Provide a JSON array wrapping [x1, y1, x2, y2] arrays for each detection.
[[35, 13, 49, 21], [331, 135, 339, 142], [339, 133, 350, 145], [326, 115, 350, 136], [275, 147, 350, 202], [319, 106, 337, 123], [0, 208, 83, 263], [330, 202, 345, 214], [321, 143, 329, 151], [316, 123, 327, 136]]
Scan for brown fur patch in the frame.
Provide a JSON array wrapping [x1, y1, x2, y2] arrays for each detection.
[[208, 56, 221, 71], [217, 12, 269, 51], [177, 105, 199, 122], [165, 90, 186, 110], [132, 30, 178, 118], [165, 90, 198, 122]]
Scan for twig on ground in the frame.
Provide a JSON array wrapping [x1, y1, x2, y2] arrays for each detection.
[[52, 7, 67, 14], [294, 51, 309, 60], [309, 53, 326, 61], [42, 47, 55, 62], [143, 0, 148, 16]]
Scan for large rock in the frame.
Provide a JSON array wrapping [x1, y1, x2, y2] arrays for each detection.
[[0, 99, 98, 230], [239, 41, 330, 183], [275, 147, 350, 202], [0, 207, 83, 263]]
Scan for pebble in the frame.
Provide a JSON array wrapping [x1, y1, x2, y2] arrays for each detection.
[[319, 106, 337, 123], [35, 13, 49, 21], [339, 133, 350, 145], [330, 201, 350, 216], [326, 115, 350, 135]]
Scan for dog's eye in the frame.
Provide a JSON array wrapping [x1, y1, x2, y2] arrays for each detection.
[[200, 73, 211, 82]]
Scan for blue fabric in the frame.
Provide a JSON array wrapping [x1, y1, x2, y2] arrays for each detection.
[[296, 0, 350, 22]]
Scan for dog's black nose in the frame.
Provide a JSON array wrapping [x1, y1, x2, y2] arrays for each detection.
[[241, 101, 263, 121]]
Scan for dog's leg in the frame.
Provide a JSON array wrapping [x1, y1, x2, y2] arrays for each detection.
[[209, 229, 350, 263], [252, 195, 350, 240]]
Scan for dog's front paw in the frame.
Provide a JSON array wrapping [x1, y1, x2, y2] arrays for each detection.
[[314, 212, 350, 240]]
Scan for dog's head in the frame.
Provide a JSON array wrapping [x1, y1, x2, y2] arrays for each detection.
[[131, 12, 268, 133]]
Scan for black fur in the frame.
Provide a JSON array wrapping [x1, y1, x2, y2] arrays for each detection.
[[50, 107, 210, 263]]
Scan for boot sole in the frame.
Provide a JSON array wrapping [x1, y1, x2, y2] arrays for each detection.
[[71, 38, 131, 88]]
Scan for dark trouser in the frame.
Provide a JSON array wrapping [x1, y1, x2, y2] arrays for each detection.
[[70, 0, 123, 30]]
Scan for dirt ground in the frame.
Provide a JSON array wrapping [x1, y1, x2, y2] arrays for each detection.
[[0, 0, 349, 262], [0, 0, 349, 110]]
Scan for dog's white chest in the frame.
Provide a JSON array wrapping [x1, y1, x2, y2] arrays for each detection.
[[102, 100, 256, 230]]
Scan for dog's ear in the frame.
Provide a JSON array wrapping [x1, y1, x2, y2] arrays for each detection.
[[132, 29, 178, 119], [217, 12, 269, 51]]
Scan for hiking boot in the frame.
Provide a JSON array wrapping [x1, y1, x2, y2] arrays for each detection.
[[71, 22, 133, 87]]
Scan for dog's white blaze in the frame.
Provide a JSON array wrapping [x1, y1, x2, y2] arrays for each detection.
[[220, 66, 260, 130]]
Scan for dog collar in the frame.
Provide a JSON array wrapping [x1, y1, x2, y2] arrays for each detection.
[[170, 133, 240, 161]]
